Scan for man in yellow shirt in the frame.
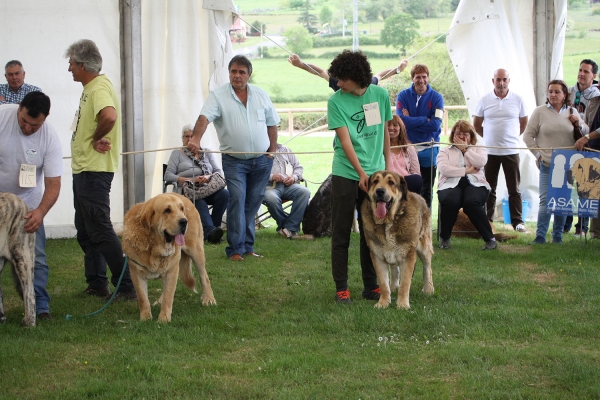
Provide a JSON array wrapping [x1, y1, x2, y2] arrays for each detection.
[[65, 39, 135, 300]]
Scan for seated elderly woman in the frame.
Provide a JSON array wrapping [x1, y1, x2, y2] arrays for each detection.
[[437, 120, 496, 251], [387, 114, 422, 194], [164, 124, 229, 244]]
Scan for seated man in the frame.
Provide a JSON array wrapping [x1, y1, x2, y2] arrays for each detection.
[[263, 143, 311, 238]]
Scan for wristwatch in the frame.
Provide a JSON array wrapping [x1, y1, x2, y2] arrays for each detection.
[[585, 133, 590, 140], [395, 67, 401, 74]]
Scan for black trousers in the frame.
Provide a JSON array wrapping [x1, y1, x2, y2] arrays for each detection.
[[438, 177, 494, 242], [73, 172, 134, 292], [330, 175, 377, 292]]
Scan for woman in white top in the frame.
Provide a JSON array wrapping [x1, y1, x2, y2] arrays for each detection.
[[387, 114, 422, 194], [437, 120, 496, 250]]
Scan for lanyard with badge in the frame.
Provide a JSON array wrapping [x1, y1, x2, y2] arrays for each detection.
[[20, 164, 36, 187]]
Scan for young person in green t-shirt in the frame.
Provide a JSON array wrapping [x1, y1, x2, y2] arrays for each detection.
[[327, 50, 392, 304]]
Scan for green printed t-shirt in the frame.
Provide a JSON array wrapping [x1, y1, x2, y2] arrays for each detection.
[[71, 74, 120, 173], [327, 84, 392, 181]]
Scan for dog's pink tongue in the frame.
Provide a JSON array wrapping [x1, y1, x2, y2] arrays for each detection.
[[375, 201, 387, 219], [175, 233, 185, 246]]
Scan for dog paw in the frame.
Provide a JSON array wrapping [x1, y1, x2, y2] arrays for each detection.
[[396, 302, 410, 310], [140, 311, 153, 321], [422, 285, 435, 294], [374, 301, 390, 309], [201, 294, 217, 306], [20, 317, 36, 327], [202, 297, 217, 307], [158, 312, 171, 323]]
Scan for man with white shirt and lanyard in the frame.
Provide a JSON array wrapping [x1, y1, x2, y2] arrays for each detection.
[[395, 64, 444, 209], [473, 68, 529, 233], [0, 91, 62, 320]]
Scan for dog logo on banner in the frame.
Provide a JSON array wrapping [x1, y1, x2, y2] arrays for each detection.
[[548, 150, 600, 218]]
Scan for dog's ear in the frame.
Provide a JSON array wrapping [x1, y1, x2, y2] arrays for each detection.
[[140, 201, 155, 234], [397, 174, 408, 200]]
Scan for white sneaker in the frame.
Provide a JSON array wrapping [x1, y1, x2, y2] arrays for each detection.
[[515, 223, 527, 233], [278, 228, 292, 238]]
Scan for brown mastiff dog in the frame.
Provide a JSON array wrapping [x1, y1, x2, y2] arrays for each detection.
[[361, 171, 434, 309], [122, 193, 216, 322]]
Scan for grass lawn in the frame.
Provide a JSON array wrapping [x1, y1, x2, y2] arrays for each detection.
[[1, 221, 599, 398]]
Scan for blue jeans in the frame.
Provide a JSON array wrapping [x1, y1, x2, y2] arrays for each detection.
[[263, 182, 311, 232], [536, 164, 566, 243], [221, 154, 273, 257], [73, 172, 134, 291], [194, 188, 229, 237], [34, 223, 50, 314]]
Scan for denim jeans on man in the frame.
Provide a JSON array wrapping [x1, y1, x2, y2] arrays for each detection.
[[193, 188, 229, 237], [263, 182, 310, 233], [535, 164, 566, 243], [73, 172, 134, 291], [34, 223, 50, 314], [221, 154, 273, 257]]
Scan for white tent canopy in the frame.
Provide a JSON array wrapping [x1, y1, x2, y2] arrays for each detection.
[[0, 0, 236, 237], [0, 0, 565, 236]]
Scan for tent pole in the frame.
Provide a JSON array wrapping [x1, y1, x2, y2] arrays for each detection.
[[533, 0, 555, 105], [120, 0, 145, 211]]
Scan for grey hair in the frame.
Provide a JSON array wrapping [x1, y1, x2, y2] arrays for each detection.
[[5, 60, 23, 70], [64, 39, 103, 73], [181, 124, 194, 136]]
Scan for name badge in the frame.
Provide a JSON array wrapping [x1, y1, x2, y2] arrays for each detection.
[[70, 109, 79, 131], [285, 162, 293, 177], [363, 102, 381, 127], [19, 164, 36, 188]]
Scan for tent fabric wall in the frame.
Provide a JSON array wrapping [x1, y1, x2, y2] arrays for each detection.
[[447, 0, 567, 222], [0, 0, 122, 237], [0, 0, 233, 237]]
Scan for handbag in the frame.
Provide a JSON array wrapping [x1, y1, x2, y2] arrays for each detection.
[[180, 148, 226, 200], [182, 173, 226, 200]]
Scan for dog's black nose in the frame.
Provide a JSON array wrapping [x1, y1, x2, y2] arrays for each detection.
[[375, 188, 386, 197], [179, 218, 188, 233]]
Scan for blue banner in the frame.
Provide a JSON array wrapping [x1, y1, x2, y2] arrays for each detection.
[[547, 150, 600, 218]]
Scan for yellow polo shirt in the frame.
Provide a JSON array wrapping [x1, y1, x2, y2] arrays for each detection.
[[71, 74, 120, 173]]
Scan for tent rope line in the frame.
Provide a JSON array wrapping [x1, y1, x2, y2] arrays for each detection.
[[60, 142, 600, 160]]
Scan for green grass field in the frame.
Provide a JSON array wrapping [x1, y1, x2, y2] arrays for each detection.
[[1, 222, 599, 398]]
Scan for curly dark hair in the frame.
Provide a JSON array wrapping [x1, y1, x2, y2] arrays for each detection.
[[327, 50, 373, 89]]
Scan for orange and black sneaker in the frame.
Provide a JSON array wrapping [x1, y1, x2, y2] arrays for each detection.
[[335, 289, 352, 304], [362, 286, 380, 300]]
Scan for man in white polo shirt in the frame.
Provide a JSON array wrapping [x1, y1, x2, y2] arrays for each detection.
[[473, 69, 529, 232]]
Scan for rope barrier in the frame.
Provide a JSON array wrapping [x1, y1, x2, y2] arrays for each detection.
[[62, 141, 600, 160]]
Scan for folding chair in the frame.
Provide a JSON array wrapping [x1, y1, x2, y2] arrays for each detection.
[[163, 164, 176, 193], [255, 179, 308, 227]]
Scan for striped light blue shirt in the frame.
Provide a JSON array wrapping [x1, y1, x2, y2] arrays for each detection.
[[201, 82, 280, 160]]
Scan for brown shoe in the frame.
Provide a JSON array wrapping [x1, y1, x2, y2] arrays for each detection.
[[83, 285, 110, 297], [230, 254, 244, 261], [108, 288, 138, 301], [244, 252, 263, 258], [37, 312, 53, 320]]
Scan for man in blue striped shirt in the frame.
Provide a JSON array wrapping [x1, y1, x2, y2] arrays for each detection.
[[189, 55, 279, 261], [0, 60, 41, 104]]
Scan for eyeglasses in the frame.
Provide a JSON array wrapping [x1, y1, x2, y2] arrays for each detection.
[[454, 132, 470, 137], [182, 134, 193, 139]]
